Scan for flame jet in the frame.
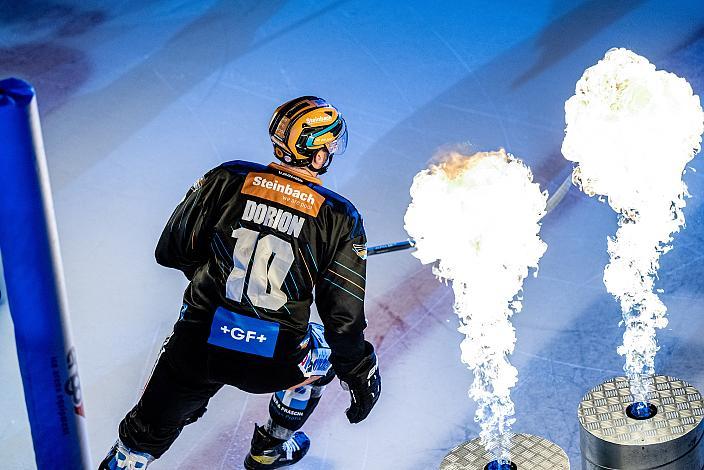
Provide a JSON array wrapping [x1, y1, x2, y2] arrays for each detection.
[[404, 149, 547, 462], [562, 48, 704, 405]]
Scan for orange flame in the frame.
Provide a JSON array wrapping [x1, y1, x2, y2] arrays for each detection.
[[430, 148, 510, 180]]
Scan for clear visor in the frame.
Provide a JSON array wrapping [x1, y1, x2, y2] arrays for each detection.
[[305, 117, 348, 156], [325, 121, 348, 156]]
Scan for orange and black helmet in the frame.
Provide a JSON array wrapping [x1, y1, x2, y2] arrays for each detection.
[[269, 96, 348, 174]]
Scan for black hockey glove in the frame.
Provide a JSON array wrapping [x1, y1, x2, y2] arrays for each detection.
[[340, 341, 381, 424]]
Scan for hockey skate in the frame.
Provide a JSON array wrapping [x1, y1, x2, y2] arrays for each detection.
[[98, 439, 154, 470], [244, 425, 310, 469]]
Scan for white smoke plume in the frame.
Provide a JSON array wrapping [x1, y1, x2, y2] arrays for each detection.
[[562, 48, 704, 403], [404, 149, 547, 461]]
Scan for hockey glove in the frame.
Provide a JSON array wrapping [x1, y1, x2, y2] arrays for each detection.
[[340, 341, 381, 424]]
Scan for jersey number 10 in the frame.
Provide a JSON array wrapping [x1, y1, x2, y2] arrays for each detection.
[[225, 227, 295, 310]]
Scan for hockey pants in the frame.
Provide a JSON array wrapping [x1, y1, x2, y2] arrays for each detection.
[[118, 330, 334, 458]]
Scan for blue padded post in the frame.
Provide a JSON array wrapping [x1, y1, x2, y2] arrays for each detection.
[[0, 78, 91, 469]]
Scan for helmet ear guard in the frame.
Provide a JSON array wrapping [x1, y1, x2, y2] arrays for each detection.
[[274, 144, 294, 164], [269, 96, 347, 172]]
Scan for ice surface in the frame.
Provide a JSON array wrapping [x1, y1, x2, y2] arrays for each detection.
[[1, 1, 704, 468]]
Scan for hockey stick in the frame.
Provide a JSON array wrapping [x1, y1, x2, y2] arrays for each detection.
[[367, 239, 417, 256], [367, 170, 573, 257]]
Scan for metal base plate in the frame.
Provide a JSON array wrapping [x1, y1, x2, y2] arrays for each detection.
[[578, 375, 704, 469], [578, 375, 704, 445], [440, 434, 570, 470]]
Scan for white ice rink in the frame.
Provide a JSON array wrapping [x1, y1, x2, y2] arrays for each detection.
[[2, 1, 704, 468]]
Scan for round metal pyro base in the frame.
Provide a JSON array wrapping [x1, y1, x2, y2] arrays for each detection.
[[578, 375, 704, 469], [439, 433, 570, 470]]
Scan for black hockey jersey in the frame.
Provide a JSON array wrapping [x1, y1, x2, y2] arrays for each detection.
[[156, 161, 368, 377]]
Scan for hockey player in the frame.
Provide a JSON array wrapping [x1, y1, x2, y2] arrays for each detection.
[[99, 96, 381, 469]]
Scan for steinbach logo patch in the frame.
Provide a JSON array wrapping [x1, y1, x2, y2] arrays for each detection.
[[353, 243, 368, 260], [241, 172, 325, 217]]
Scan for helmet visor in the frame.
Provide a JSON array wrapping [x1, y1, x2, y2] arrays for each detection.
[[325, 119, 347, 156], [305, 117, 348, 156]]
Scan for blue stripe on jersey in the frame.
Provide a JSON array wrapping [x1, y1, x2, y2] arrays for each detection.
[[333, 260, 364, 280], [305, 243, 318, 270], [288, 272, 300, 296], [211, 233, 231, 261], [323, 277, 364, 302]]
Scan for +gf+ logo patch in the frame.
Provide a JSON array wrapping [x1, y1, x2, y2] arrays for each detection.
[[221, 326, 267, 343]]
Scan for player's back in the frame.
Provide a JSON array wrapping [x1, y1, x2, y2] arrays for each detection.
[[156, 160, 368, 365]]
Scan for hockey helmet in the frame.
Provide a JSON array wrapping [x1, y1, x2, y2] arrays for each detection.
[[269, 96, 348, 174]]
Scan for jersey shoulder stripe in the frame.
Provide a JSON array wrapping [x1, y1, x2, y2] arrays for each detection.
[[220, 159, 268, 176], [314, 185, 359, 218], [313, 185, 364, 238]]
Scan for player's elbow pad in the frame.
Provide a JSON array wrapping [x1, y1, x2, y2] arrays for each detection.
[[154, 243, 173, 268]]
